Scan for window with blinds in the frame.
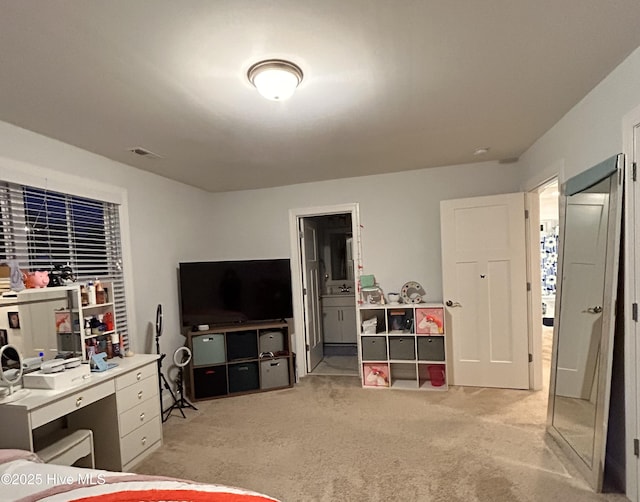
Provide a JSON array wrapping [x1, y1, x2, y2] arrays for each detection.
[[0, 182, 129, 348]]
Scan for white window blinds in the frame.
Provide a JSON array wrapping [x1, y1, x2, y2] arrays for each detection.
[[0, 181, 129, 347]]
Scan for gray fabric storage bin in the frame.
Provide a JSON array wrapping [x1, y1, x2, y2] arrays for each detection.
[[260, 357, 290, 389], [361, 336, 387, 361], [192, 334, 225, 366], [259, 331, 285, 355], [389, 336, 416, 360], [417, 336, 445, 361]]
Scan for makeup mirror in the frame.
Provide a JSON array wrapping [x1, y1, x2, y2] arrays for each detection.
[[0, 344, 29, 402], [546, 154, 624, 491], [0, 287, 75, 360]]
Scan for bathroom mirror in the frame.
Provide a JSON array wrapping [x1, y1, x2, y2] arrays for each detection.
[[546, 154, 624, 491]]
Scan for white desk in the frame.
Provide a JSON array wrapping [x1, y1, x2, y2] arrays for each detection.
[[0, 354, 163, 471]]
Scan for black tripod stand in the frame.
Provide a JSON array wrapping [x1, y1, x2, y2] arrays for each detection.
[[154, 304, 179, 423], [163, 346, 197, 421]]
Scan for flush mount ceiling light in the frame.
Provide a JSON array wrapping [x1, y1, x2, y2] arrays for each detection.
[[247, 59, 303, 101]]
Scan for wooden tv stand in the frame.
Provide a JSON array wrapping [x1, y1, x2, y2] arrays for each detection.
[[185, 321, 294, 401]]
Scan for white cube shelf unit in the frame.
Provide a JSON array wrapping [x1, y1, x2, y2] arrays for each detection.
[[359, 303, 447, 391]]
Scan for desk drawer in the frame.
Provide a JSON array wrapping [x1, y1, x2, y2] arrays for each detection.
[[116, 375, 158, 412], [116, 362, 158, 390], [118, 397, 160, 438], [120, 415, 162, 466], [31, 380, 115, 429]]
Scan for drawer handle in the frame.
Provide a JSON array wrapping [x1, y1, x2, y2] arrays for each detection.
[[138, 390, 143, 400], [140, 412, 145, 421], [76, 397, 83, 407], [141, 436, 147, 446], [136, 372, 142, 381]]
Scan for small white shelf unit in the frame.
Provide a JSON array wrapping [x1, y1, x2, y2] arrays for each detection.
[[359, 303, 447, 391], [57, 281, 118, 360]]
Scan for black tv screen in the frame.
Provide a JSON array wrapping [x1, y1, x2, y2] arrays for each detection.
[[179, 259, 293, 327]]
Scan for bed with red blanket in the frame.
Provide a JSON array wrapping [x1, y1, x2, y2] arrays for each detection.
[[0, 450, 279, 502]]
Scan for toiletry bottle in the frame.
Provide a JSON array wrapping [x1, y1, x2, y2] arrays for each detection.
[[95, 280, 105, 304], [111, 333, 120, 357], [80, 285, 89, 306], [98, 314, 106, 332], [87, 281, 96, 305], [104, 311, 114, 331], [86, 340, 95, 360], [84, 318, 92, 336], [106, 338, 113, 359]]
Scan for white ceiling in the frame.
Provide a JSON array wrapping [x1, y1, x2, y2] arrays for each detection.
[[1, 1, 640, 193]]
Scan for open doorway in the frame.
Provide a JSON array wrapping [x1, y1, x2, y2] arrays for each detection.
[[538, 179, 560, 389], [289, 204, 362, 379], [301, 214, 358, 376]]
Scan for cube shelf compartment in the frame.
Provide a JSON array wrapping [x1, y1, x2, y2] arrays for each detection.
[[359, 303, 448, 391]]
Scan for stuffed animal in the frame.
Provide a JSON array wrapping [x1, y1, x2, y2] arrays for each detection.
[[366, 367, 389, 387], [23, 270, 50, 288]]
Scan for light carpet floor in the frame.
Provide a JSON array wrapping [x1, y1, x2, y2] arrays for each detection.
[[134, 370, 625, 501], [310, 355, 359, 376]]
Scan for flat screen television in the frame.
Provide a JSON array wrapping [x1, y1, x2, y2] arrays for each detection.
[[179, 259, 293, 327]]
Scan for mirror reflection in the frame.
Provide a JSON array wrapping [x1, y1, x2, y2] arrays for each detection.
[[553, 175, 611, 467], [0, 288, 74, 360], [329, 232, 353, 281]]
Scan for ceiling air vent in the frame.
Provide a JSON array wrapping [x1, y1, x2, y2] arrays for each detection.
[[128, 147, 162, 159]]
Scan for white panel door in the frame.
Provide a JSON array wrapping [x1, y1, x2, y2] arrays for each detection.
[[441, 193, 529, 389], [301, 218, 323, 372]]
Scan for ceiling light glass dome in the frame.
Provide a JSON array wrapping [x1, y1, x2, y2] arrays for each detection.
[[248, 60, 303, 101]]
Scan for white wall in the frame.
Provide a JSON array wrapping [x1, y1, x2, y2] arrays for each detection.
[[519, 46, 640, 188], [0, 121, 214, 360], [517, 45, 640, 497], [206, 161, 521, 300], [0, 120, 521, 380]]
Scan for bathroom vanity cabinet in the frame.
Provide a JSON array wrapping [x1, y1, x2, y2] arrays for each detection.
[[322, 295, 357, 344]]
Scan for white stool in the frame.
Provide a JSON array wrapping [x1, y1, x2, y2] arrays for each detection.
[[37, 429, 95, 468]]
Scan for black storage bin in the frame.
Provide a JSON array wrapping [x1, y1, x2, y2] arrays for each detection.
[[226, 331, 259, 361], [361, 336, 387, 361], [192, 365, 228, 399], [417, 336, 445, 361], [389, 336, 416, 360], [228, 361, 260, 393]]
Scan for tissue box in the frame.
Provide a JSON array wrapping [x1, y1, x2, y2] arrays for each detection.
[[23, 363, 91, 390]]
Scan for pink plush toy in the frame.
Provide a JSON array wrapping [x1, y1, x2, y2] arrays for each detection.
[[23, 270, 50, 288]]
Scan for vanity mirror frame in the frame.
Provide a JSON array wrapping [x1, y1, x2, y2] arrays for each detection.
[[546, 153, 624, 491], [0, 286, 77, 361]]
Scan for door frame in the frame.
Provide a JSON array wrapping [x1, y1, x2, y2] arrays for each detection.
[[523, 158, 564, 393], [288, 203, 362, 379], [525, 177, 559, 391], [623, 103, 640, 501]]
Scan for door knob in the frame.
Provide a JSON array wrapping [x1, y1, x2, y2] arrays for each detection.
[[585, 305, 603, 314], [446, 300, 462, 308]]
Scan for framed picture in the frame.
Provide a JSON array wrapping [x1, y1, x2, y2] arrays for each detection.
[[8, 311, 20, 329], [55, 311, 72, 333], [0, 329, 7, 346]]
